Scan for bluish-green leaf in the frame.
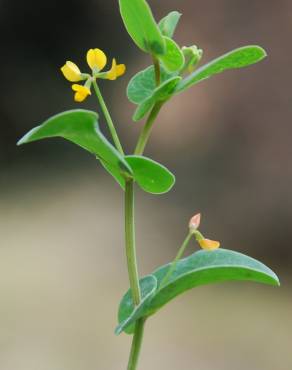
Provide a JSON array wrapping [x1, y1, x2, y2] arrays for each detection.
[[119, 0, 166, 56], [159, 11, 181, 38], [127, 66, 173, 104], [116, 248, 279, 334], [176, 45, 267, 93], [17, 110, 132, 177], [133, 76, 181, 121], [159, 37, 185, 73], [101, 155, 175, 194], [116, 275, 157, 335], [149, 248, 279, 315]]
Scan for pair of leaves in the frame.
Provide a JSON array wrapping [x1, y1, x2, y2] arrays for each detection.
[[101, 155, 175, 194], [127, 45, 267, 121], [119, 1, 184, 73], [116, 248, 280, 335], [119, 0, 166, 56], [127, 66, 181, 121], [17, 110, 175, 195]]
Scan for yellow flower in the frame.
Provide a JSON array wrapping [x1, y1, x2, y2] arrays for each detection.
[[106, 58, 126, 80], [72, 84, 91, 102], [87, 48, 107, 71], [61, 48, 126, 102], [61, 61, 83, 82], [198, 238, 220, 251]]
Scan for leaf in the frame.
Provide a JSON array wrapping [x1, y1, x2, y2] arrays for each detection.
[[116, 275, 157, 335], [159, 11, 182, 38], [100, 155, 175, 195], [100, 159, 125, 188], [176, 45, 267, 93], [127, 65, 173, 104], [119, 0, 166, 56], [116, 249, 279, 334], [133, 76, 181, 121], [149, 248, 280, 315], [159, 37, 185, 73], [126, 155, 175, 194], [17, 109, 132, 177], [133, 98, 155, 122]]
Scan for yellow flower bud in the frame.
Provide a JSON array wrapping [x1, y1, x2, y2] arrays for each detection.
[[87, 48, 107, 71], [198, 238, 220, 251], [61, 61, 82, 82], [71, 84, 91, 102], [106, 58, 126, 80]]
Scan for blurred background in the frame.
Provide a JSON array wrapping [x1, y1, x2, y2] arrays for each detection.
[[0, 0, 291, 369]]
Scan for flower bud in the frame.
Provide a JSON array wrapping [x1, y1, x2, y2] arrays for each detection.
[[189, 213, 201, 232], [182, 45, 203, 72]]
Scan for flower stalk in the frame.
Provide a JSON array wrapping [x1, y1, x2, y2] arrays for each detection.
[[92, 80, 124, 155]]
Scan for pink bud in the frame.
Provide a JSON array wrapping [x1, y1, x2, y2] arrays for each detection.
[[189, 213, 201, 231]]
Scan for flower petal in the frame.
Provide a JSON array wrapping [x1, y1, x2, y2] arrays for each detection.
[[71, 84, 91, 102], [61, 61, 82, 82], [198, 238, 220, 251], [87, 48, 107, 70], [106, 58, 126, 80]]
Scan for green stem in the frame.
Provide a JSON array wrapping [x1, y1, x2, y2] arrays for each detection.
[[134, 102, 163, 155], [159, 232, 193, 289], [152, 55, 161, 86], [127, 57, 163, 369], [125, 179, 141, 305], [92, 79, 124, 155], [127, 318, 145, 370], [125, 179, 144, 370]]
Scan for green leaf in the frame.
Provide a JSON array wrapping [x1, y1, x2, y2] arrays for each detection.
[[159, 37, 185, 73], [176, 45, 267, 93], [159, 11, 181, 38], [133, 76, 181, 121], [116, 249, 279, 334], [127, 65, 173, 104], [100, 155, 175, 194], [119, 0, 166, 56], [100, 159, 125, 189], [116, 275, 157, 335], [126, 155, 175, 194], [17, 110, 132, 177]]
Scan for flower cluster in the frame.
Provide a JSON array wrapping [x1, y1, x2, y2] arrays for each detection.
[[61, 48, 126, 102], [189, 213, 220, 251]]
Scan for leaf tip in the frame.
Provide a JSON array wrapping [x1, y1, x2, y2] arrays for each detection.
[[114, 325, 122, 336]]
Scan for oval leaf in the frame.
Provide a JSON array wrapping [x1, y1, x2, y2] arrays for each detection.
[[100, 155, 175, 195], [159, 11, 182, 38], [126, 155, 175, 194], [127, 65, 173, 104], [119, 0, 165, 56], [176, 45, 267, 93], [116, 275, 157, 335], [159, 37, 185, 73], [133, 76, 181, 121], [17, 110, 132, 177]]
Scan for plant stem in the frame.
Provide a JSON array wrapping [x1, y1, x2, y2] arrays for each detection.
[[152, 55, 161, 86], [92, 79, 124, 155], [126, 57, 162, 369], [134, 102, 163, 155], [159, 232, 193, 289], [125, 179, 141, 305], [125, 179, 144, 370], [127, 318, 145, 370]]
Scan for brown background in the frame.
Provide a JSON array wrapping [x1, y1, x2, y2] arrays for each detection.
[[0, 1, 291, 369]]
